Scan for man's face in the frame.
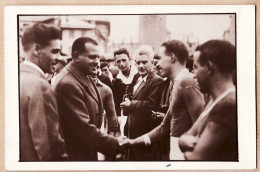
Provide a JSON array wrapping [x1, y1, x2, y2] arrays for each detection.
[[101, 66, 110, 77], [77, 42, 100, 75], [135, 54, 153, 77], [193, 51, 209, 93], [157, 46, 172, 78], [115, 53, 130, 73], [37, 39, 61, 74], [152, 58, 161, 76], [91, 60, 100, 78]]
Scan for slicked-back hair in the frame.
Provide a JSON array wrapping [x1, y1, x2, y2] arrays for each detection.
[[100, 62, 109, 69], [22, 22, 61, 51], [161, 40, 189, 64], [196, 40, 236, 74], [114, 48, 130, 59], [153, 53, 160, 60], [134, 44, 154, 62], [71, 37, 98, 59]]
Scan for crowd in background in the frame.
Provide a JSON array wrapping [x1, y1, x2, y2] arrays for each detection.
[[19, 21, 238, 161]]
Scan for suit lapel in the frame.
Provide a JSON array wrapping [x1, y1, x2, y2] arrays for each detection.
[[132, 71, 155, 99], [132, 80, 146, 99], [66, 63, 99, 105]]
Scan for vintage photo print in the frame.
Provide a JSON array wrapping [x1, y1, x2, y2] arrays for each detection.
[[5, 5, 256, 170]]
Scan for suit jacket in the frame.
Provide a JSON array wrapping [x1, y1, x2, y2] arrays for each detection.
[[19, 64, 68, 161], [97, 73, 113, 89], [127, 71, 163, 139], [125, 71, 163, 160], [95, 79, 119, 133], [112, 78, 127, 116], [53, 62, 119, 161]]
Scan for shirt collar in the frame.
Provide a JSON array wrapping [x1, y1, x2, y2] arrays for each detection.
[[23, 60, 45, 77], [137, 74, 148, 83], [96, 78, 104, 86], [142, 74, 148, 83], [116, 64, 138, 84]]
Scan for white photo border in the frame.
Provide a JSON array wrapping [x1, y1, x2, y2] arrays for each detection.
[[5, 5, 256, 170]]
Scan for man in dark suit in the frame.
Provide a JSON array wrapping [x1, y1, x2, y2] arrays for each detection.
[[120, 45, 163, 160], [53, 37, 125, 161], [19, 22, 68, 161]]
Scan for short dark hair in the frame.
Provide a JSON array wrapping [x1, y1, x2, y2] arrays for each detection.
[[153, 53, 160, 60], [114, 48, 129, 59], [71, 37, 98, 59], [186, 56, 194, 72], [100, 62, 109, 69], [22, 22, 61, 51], [196, 40, 236, 74], [161, 40, 189, 64]]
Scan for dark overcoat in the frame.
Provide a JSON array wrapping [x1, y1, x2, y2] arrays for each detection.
[[53, 62, 119, 161], [126, 71, 163, 160]]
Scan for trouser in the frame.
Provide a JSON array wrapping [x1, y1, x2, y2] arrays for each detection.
[[170, 137, 185, 160]]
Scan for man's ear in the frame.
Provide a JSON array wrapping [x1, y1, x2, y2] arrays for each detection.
[[170, 53, 176, 63], [74, 57, 79, 63], [33, 44, 40, 57], [206, 61, 215, 76], [72, 51, 79, 62]]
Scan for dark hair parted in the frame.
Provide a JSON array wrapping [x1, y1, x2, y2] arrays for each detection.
[[114, 48, 130, 58], [22, 22, 61, 51], [153, 53, 160, 60], [100, 62, 109, 69], [196, 40, 236, 74], [161, 40, 189, 64], [71, 37, 98, 59]]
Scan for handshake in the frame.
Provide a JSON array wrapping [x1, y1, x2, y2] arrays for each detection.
[[117, 136, 135, 147], [116, 134, 150, 148]]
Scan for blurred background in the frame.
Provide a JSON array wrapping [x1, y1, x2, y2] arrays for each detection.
[[18, 14, 235, 63]]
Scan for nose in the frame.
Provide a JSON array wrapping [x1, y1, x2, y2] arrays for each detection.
[[118, 61, 124, 66], [155, 62, 160, 68], [139, 63, 144, 68], [93, 57, 99, 64]]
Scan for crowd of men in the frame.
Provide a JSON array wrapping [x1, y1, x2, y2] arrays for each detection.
[[19, 21, 238, 161]]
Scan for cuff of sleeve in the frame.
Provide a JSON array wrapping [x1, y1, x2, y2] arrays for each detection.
[[108, 126, 119, 133], [129, 100, 137, 108], [143, 134, 151, 146]]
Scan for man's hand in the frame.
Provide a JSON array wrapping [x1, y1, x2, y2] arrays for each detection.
[[117, 136, 128, 146], [179, 134, 197, 152], [118, 138, 137, 147], [120, 98, 131, 110], [151, 110, 166, 120]]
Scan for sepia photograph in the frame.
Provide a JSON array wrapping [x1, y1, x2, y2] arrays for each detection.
[[4, 5, 256, 171]]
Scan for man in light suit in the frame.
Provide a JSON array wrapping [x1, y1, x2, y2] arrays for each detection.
[[53, 37, 125, 161], [19, 22, 68, 161], [120, 45, 163, 160]]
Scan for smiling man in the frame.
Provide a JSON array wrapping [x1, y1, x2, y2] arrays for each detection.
[[53, 37, 125, 161], [19, 22, 68, 161]]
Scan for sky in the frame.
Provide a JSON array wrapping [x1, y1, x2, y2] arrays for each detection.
[[107, 14, 231, 44]]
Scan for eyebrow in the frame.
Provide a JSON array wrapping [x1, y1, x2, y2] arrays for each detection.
[[51, 49, 61, 53]]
